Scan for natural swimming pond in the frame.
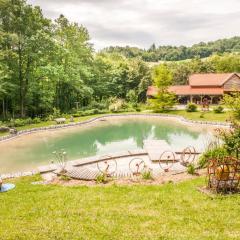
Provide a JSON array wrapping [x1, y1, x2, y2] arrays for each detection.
[[0, 116, 215, 173]]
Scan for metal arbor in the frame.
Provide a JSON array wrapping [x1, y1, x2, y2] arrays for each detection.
[[129, 158, 146, 176], [207, 157, 240, 193], [159, 151, 176, 172], [97, 156, 117, 177], [180, 146, 197, 166]]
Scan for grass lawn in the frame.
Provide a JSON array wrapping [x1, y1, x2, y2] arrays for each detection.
[[0, 176, 239, 240], [167, 110, 232, 122]]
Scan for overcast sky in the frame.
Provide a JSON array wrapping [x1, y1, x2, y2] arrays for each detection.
[[28, 0, 240, 50]]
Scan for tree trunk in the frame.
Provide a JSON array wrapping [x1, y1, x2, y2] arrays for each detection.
[[2, 99, 5, 119], [18, 40, 25, 118]]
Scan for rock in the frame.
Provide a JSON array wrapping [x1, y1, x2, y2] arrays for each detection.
[[70, 116, 74, 122], [0, 126, 9, 133], [55, 118, 66, 124], [9, 128, 18, 135]]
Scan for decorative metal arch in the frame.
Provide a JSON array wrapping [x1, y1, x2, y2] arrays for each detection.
[[129, 158, 146, 176], [159, 151, 176, 172], [180, 146, 196, 166], [97, 155, 117, 177]]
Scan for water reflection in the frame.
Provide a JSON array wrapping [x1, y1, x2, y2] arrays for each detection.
[[0, 118, 213, 173]]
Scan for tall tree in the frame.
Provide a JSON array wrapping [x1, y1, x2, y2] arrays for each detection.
[[0, 0, 52, 117], [53, 15, 93, 111], [149, 64, 176, 112]]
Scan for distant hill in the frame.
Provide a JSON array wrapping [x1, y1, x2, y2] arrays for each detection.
[[101, 36, 240, 62]]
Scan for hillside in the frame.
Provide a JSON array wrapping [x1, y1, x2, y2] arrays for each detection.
[[101, 36, 240, 62]]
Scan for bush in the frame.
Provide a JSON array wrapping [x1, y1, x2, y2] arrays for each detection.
[[186, 103, 197, 112], [32, 117, 41, 124], [89, 100, 108, 110], [218, 121, 240, 158], [25, 118, 33, 125], [96, 174, 107, 184], [141, 169, 153, 180], [109, 99, 127, 113], [82, 109, 96, 116], [213, 106, 224, 114], [13, 119, 26, 127], [198, 147, 228, 168], [223, 91, 240, 119], [52, 107, 61, 118], [187, 164, 196, 175], [72, 109, 108, 117]]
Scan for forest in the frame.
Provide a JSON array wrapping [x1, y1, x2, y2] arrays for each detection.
[[103, 37, 240, 61], [0, 0, 240, 120]]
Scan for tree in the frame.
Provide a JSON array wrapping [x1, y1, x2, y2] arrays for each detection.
[[52, 15, 93, 112], [149, 65, 176, 112], [0, 0, 53, 117], [223, 92, 240, 119], [152, 64, 173, 89], [126, 90, 138, 107]]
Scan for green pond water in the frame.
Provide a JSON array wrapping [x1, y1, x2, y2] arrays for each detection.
[[0, 117, 214, 173]]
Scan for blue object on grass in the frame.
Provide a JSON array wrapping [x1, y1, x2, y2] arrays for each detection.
[[0, 183, 15, 193]]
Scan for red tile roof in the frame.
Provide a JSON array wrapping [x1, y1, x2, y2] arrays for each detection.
[[147, 73, 240, 97], [147, 86, 224, 96], [169, 86, 224, 95], [189, 73, 239, 87]]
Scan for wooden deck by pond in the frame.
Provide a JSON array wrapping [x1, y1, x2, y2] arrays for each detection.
[[38, 139, 201, 182], [143, 140, 172, 161]]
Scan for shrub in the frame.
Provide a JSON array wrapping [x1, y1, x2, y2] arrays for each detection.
[[109, 99, 127, 113], [47, 114, 54, 121], [32, 117, 41, 124], [13, 119, 26, 127], [198, 147, 228, 168], [187, 164, 196, 175], [214, 106, 224, 114], [186, 103, 197, 112], [59, 175, 72, 181], [52, 107, 61, 118], [92, 109, 100, 114], [7, 119, 15, 128], [141, 169, 153, 180], [218, 121, 240, 158], [72, 113, 81, 117], [89, 100, 108, 110], [96, 174, 107, 184], [126, 90, 138, 107], [223, 91, 240, 119], [25, 118, 33, 125], [83, 109, 96, 115]]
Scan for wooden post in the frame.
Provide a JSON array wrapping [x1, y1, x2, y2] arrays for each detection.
[[190, 95, 193, 103], [210, 96, 213, 105]]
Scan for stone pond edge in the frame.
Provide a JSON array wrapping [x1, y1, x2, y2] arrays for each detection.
[[0, 113, 230, 179], [0, 113, 231, 143]]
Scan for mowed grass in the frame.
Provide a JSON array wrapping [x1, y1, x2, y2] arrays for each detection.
[[0, 176, 239, 240], [165, 110, 231, 122]]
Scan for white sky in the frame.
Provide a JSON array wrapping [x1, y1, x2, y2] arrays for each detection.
[[28, 0, 240, 50]]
